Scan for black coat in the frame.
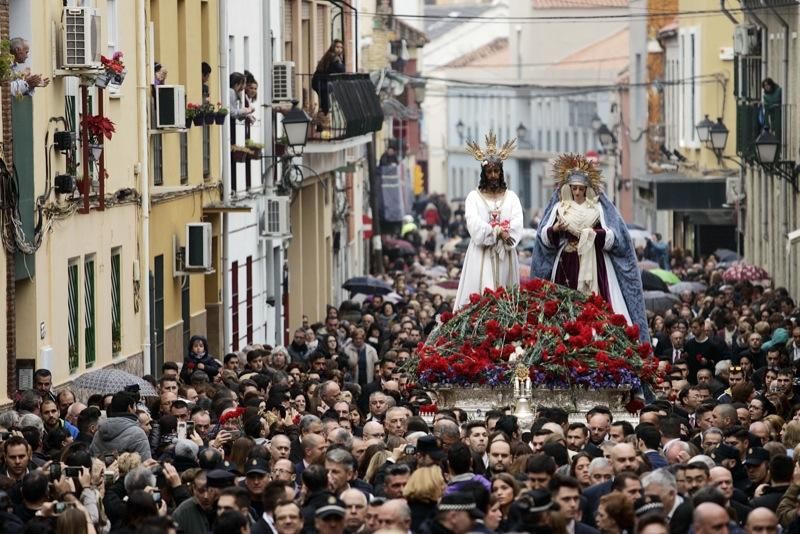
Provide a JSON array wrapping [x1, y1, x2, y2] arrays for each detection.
[[409, 498, 438, 532]]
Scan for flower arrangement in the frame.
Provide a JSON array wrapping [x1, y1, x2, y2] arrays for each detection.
[[0, 40, 15, 83], [186, 103, 201, 119], [216, 102, 229, 116], [410, 279, 661, 391], [100, 51, 125, 75], [81, 114, 116, 145]]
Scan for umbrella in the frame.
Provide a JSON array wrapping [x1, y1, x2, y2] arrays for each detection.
[[423, 265, 448, 280], [723, 262, 770, 282], [641, 270, 669, 292], [627, 223, 647, 231], [342, 276, 393, 295], [628, 228, 651, 248], [383, 291, 403, 304], [714, 248, 742, 263], [649, 269, 681, 285], [73, 368, 158, 397], [382, 238, 416, 256], [643, 290, 680, 314], [668, 281, 708, 295], [429, 281, 457, 298], [638, 260, 659, 271]]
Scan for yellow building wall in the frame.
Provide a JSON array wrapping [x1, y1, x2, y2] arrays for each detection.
[[14, 0, 147, 386], [148, 0, 222, 362], [679, 0, 737, 170]]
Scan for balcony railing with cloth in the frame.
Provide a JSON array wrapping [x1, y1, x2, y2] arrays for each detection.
[[298, 73, 384, 141]]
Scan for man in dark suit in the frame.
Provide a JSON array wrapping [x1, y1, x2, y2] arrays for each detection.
[[582, 443, 639, 528], [294, 433, 326, 478], [549, 474, 599, 534], [656, 330, 686, 364], [358, 355, 397, 414]]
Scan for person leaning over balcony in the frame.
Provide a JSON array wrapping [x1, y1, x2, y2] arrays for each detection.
[[311, 39, 345, 125], [202, 61, 212, 101], [9, 37, 49, 97], [229, 72, 255, 122]]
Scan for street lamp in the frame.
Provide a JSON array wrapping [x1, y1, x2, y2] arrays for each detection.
[[516, 122, 528, 143], [412, 80, 426, 105], [709, 118, 729, 153], [281, 104, 312, 152], [597, 123, 615, 149], [695, 114, 714, 144], [456, 120, 465, 142], [754, 128, 779, 164]]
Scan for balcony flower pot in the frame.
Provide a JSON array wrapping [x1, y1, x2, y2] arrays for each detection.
[[94, 72, 112, 88], [247, 148, 262, 161], [204, 112, 216, 125], [231, 146, 249, 163], [192, 113, 205, 126], [185, 117, 193, 129], [214, 112, 227, 125]]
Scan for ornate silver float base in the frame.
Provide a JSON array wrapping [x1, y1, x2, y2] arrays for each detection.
[[432, 386, 638, 425]]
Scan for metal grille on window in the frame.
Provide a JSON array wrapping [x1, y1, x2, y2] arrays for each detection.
[[68, 263, 79, 372], [84, 259, 96, 366], [153, 135, 163, 185], [231, 260, 239, 351], [180, 132, 189, 184], [111, 252, 121, 354]]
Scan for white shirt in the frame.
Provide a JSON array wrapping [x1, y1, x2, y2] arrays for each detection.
[[260, 512, 277, 534]]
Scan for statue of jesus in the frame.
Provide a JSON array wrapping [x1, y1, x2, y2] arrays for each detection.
[[454, 131, 523, 310]]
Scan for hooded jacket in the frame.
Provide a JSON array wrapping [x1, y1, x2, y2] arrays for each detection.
[[89, 413, 152, 460], [181, 335, 221, 383]]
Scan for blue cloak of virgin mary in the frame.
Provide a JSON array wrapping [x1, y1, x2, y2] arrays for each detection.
[[531, 190, 650, 345]]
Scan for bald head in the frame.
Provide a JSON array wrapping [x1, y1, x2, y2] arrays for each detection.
[[745, 507, 777, 534], [610, 443, 637, 474], [693, 502, 729, 534], [66, 402, 87, 425]]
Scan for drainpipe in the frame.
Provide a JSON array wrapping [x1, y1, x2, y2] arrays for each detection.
[[261, 2, 278, 344], [720, 0, 739, 24], [219, 0, 231, 352], [136, 0, 152, 375]]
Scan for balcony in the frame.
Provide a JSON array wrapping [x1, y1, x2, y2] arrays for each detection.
[[298, 73, 383, 142], [733, 55, 762, 103]]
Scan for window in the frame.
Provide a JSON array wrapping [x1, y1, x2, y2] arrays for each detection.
[[152, 135, 163, 185], [84, 257, 96, 367], [203, 125, 211, 179], [231, 260, 239, 351], [181, 276, 190, 356], [151, 255, 165, 371], [228, 35, 236, 72], [243, 36, 250, 71], [111, 250, 121, 355], [568, 100, 598, 128], [679, 27, 701, 148], [180, 132, 188, 184], [68, 261, 79, 373], [107, 0, 118, 55]]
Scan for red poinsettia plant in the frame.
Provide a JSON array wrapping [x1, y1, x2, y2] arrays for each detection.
[[409, 279, 662, 393], [100, 51, 125, 75], [81, 114, 116, 145]]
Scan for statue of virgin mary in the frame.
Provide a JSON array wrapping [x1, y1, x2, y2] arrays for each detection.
[[531, 154, 649, 343]]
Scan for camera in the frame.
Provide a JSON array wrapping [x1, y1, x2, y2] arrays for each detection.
[[49, 463, 62, 481], [177, 421, 187, 440], [0, 431, 9, 441], [404, 445, 416, 456], [64, 466, 82, 478], [54, 502, 67, 514], [186, 422, 194, 435], [152, 491, 161, 504]]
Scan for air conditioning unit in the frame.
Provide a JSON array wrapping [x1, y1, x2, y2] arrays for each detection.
[[260, 196, 291, 238], [725, 176, 744, 204], [733, 24, 759, 55], [185, 222, 213, 271], [273, 61, 295, 102], [154, 85, 187, 129], [60, 6, 101, 69]]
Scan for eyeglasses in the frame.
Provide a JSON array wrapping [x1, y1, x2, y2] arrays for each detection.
[[729, 366, 743, 373]]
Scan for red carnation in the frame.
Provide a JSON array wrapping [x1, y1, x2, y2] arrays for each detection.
[[544, 301, 559, 317], [610, 314, 627, 326], [624, 324, 640, 341], [469, 293, 481, 305], [440, 311, 454, 324]]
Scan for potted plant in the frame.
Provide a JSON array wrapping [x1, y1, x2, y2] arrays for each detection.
[[214, 102, 228, 125], [201, 102, 216, 125], [0, 41, 15, 83], [231, 145, 250, 163], [245, 139, 264, 161], [98, 51, 126, 89], [81, 114, 116, 161], [186, 103, 201, 128]]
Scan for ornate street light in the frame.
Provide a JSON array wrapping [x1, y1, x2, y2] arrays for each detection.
[[597, 123, 615, 149], [516, 122, 528, 142], [709, 117, 729, 153], [695, 114, 714, 144], [281, 104, 312, 152], [754, 128, 779, 164]]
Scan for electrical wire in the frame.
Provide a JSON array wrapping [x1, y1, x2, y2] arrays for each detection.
[[367, 1, 799, 23]]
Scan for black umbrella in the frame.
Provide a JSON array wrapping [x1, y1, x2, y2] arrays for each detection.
[[641, 270, 669, 292], [714, 248, 741, 263], [342, 276, 393, 296]]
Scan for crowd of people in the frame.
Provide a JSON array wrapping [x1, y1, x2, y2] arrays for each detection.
[[1, 202, 800, 534]]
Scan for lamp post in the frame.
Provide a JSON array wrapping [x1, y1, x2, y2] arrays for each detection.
[[281, 104, 312, 154], [596, 123, 616, 150], [411, 80, 426, 105], [708, 118, 729, 155], [695, 114, 714, 144], [456, 120, 465, 143], [516, 122, 528, 145], [754, 128, 779, 164]]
